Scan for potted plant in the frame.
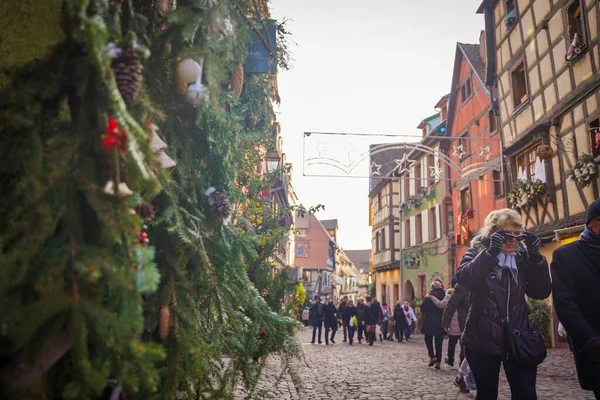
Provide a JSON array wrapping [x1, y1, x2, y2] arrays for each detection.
[[527, 298, 552, 347]]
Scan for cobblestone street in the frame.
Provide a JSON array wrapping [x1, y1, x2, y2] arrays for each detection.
[[234, 327, 594, 400]]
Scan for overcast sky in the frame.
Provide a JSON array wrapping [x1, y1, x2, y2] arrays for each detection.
[[270, 0, 485, 250]]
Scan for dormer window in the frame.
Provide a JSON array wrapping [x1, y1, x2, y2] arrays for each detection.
[[565, 1, 588, 63], [505, 0, 518, 29]]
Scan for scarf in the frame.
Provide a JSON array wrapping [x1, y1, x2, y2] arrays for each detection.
[[580, 226, 600, 248], [495, 250, 519, 284]]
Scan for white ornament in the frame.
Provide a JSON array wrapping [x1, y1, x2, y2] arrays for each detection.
[[150, 130, 168, 152], [215, 16, 234, 37], [106, 43, 122, 59], [103, 180, 134, 197], [185, 82, 209, 104], [370, 161, 382, 176], [157, 152, 177, 169], [205, 187, 217, 205], [452, 144, 467, 160], [177, 59, 203, 84], [394, 153, 417, 175]]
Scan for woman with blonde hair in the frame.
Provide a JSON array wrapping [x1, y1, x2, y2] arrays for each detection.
[[456, 208, 551, 399]]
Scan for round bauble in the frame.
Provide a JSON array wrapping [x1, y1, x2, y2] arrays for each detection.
[[537, 144, 554, 160], [177, 59, 202, 84], [185, 83, 208, 105]]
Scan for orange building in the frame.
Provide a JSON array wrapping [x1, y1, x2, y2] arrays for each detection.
[[446, 37, 505, 273]]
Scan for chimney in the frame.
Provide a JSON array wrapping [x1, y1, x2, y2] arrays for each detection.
[[479, 30, 487, 70]]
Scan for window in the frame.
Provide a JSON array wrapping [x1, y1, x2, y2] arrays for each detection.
[[381, 228, 386, 250], [416, 214, 423, 245], [447, 208, 454, 233], [393, 284, 399, 305], [375, 232, 380, 253], [377, 192, 382, 210], [565, 0, 587, 62], [505, 0, 518, 29], [493, 170, 504, 197], [511, 62, 528, 109], [403, 172, 410, 200], [460, 77, 473, 104], [296, 243, 309, 258], [429, 207, 438, 240], [460, 186, 472, 214], [489, 110, 497, 133], [427, 154, 435, 185], [515, 142, 540, 180], [381, 284, 387, 303], [415, 163, 422, 192], [405, 220, 411, 248], [590, 118, 600, 158], [302, 270, 311, 282]]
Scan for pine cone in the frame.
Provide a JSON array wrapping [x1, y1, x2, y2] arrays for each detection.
[[112, 47, 143, 102], [230, 64, 244, 98], [210, 191, 231, 220], [135, 203, 156, 221], [159, 306, 170, 341]]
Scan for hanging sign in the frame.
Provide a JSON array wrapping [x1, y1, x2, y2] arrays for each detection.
[[244, 19, 277, 74]]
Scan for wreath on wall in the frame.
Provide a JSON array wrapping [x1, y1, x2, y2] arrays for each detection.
[[569, 153, 600, 188]]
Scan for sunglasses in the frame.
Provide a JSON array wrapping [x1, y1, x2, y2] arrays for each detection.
[[495, 226, 526, 241]]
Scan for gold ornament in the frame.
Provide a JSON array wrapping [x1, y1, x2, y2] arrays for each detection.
[[230, 64, 244, 98], [159, 306, 170, 341], [537, 144, 554, 160]]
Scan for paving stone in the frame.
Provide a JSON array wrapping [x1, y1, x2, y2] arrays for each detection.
[[233, 327, 595, 399]]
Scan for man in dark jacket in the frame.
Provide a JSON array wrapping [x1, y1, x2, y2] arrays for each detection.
[[309, 295, 324, 344], [553, 198, 600, 398], [442, 282, 470, 365], [338, 296, 348, 342], [421, 281, 446, 369], [365, 296, 381, 346], [356, 299, 367, 344], [323, 296, 338, 345]]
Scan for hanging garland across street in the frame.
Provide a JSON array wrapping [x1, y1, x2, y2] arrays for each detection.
[[0, 0, 301, 399]]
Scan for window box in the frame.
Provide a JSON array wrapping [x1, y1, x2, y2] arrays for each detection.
[[505, 7, 518, 29], [507, 179, 546, 210]]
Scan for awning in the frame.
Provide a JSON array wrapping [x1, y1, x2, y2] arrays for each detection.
[[554, 224, 585, 241]]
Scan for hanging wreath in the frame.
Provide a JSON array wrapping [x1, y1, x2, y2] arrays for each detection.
[[569, 153, 600, 188]]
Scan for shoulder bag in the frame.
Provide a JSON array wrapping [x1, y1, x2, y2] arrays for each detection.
[[489, 272, 547, 366]]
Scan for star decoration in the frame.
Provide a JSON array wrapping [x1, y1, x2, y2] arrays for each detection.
[[452, 144, 467, 160], [429, 161, 442, 179], [394, 153, 417, 175], [344, 142, 356, 162], [316, 141, 327, 156], [477, 145, 491, 161], [371, 161, 382, 176]]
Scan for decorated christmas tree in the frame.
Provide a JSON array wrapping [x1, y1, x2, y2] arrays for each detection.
[[0, 0, 299, 398]]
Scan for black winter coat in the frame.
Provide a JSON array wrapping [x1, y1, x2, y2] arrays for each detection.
[[442, 283, 470, 332], [365, 302, 381, 325], [552, 239, 600, 391], [309, 302, 324, 323], [456, 239, 551, 357], [420, 287, 446, 335], [338, 301, 348, 323], [342, 305, 357, 327], [324, 303, 338, 328], [393, 305, 408, 329], [357, 304, 367, 322]]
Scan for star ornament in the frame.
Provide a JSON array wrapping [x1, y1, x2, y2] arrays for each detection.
[[394, 153, 417, 175], [452, 144, 467, 160], [316, 141, 327, 156], [371, 161, 382, 176], [477, 145, 491, 161], [429, 161, 442, 179]]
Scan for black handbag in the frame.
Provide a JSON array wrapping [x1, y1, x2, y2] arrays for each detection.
[[489, 273, 547, 366]]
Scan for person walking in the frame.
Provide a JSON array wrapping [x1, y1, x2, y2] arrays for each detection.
[[552, 198, 600, 398], [403, 301, 417, 340], [324, 296, 338, 345], [309, 295, 325, 344], [301, 307, 310, 327], [342, 299, 358, 345], [393, 301, 408, 342], [421, 281, 446, 369], [380, 302, 390, 342], [338, 296, 349, 342], [427, 287, 461, 367], [442, 282, 472, 393], [365, 296, 380, 346], [356, 299, 367, 344], [456, 208, 551, 400]]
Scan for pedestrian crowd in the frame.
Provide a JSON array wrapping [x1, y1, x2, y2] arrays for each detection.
[[299, 200, 600, 400]]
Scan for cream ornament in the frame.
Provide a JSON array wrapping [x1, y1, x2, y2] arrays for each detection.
[[177, 59, 202, 84], [103, 181, 134, 196]]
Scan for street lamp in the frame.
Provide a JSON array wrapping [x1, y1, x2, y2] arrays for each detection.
[[266, 151, 280, 172]]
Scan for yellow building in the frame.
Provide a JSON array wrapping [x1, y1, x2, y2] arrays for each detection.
[[478, 0, 600, 345]]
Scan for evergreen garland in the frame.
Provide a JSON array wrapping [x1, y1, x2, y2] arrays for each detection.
[[0, 0, 300, 399]]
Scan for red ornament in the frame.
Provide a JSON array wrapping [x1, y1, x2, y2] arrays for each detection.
[[101, 117, 127, 154], [261, 189, 270, 198], [140, 232, 148, 239]]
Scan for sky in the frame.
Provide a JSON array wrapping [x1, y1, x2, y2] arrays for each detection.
[[270, 0, 485, 250]]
